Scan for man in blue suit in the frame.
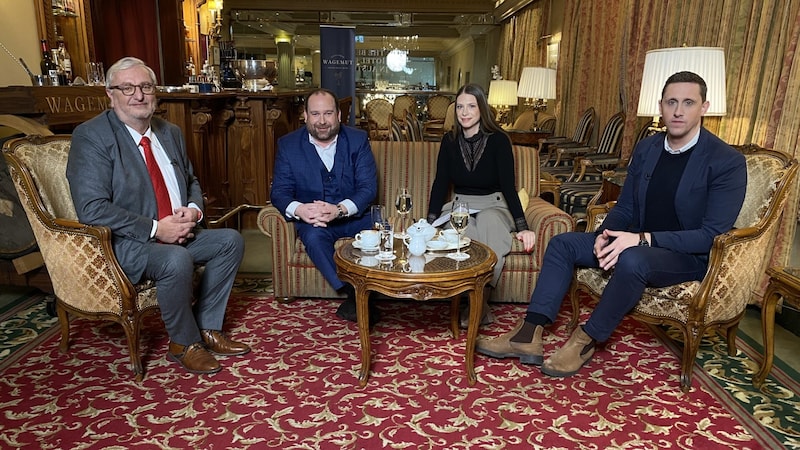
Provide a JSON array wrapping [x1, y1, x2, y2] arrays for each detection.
[[271, 88, 379, 323], [477, 71, 747, 377], [68, 57, 248, 375]]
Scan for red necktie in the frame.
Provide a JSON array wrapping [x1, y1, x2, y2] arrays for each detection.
[[140, 136, 172, 220]]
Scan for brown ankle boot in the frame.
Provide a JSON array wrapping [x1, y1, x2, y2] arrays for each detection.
[[541, 326, 595, 377], [511, 323, 545, 366], [476, 319, 542, 363]]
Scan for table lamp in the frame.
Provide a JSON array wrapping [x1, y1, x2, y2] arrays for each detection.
[[517, 67, 557, 130], [637, 46, 726, 131], [487, 79, 518, 126]]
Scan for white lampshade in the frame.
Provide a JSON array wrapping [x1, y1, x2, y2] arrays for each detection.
[[517, 67, 557, 100], [488, 80, 519, 107], [637, 47, 727, 118]]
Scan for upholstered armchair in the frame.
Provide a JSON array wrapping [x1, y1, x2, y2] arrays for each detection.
[[542, 111, 625, 180], [569, 145, 798, 392], [511, 110, 556, 133], [558, 121, 652, 220], [538, 107, 596, 167], [3, 135, 160, 382]]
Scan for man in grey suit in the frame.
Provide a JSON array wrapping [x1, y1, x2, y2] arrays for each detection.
[[67, 57, 248, 375], [270, 88, 379, 323]]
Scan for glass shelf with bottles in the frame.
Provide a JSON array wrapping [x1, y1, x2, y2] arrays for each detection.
[[51, 0, 79, 17]]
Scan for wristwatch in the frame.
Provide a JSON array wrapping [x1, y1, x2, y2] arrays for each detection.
[[336, 204, 347, 219], [638, 232, 649, 247]]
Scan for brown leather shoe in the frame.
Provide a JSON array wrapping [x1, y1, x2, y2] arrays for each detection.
[[167, 342, 221, 374], [201, 329, 251, 356]]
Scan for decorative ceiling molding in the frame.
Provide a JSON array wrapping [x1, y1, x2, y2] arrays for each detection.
[[225, 0, 534, 55]]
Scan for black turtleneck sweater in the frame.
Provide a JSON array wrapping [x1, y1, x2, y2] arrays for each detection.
[[427, 130, 528, 231]]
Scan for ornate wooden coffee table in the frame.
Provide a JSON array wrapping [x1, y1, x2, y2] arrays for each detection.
[[334, 238, 497, 386]]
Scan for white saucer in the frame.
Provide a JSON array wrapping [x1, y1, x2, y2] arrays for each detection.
[[426, 237, 471, 251], [374, 253, 397, 261], [357, 256, 379, 267], [353, 241, 380, 251]]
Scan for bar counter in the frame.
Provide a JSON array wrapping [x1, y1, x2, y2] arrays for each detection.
[[0, 85, 309, 221]]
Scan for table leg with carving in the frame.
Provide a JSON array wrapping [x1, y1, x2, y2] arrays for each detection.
[[356, 284, 372, 387]]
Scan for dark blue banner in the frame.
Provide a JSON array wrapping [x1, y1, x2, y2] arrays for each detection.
[[319, 25, 356, 126]]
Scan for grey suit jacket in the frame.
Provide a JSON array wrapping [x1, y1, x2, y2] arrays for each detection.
[[67, 109, 203, 282]]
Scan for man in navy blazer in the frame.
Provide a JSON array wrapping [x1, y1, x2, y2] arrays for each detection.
[[68, 57, 248, 375], [478, 71, 747, 377], [271, 88, 378, 323]]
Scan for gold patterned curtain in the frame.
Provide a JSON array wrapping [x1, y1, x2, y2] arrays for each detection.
[[500, 0, 800, 303], [497, 2, 549, 80]]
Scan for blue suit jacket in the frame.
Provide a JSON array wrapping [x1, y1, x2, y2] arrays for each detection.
[[270, 125, 377, 219], [598, 127, 747, 258], [67, 110, 203, 282]]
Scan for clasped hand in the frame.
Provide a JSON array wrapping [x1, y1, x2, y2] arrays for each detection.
[[296, 200, 339, 227], [155, 206, 198, 244], [593, 229, 640, 270]]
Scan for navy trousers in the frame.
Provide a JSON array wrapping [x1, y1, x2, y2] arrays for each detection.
[[528, 231, 708, 342], [297, 214, 373, 291]]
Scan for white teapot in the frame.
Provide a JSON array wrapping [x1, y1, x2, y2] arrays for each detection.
[[403, 235, 427, 256], [405, 219, 437, 242], [403, 219, 437, 257]]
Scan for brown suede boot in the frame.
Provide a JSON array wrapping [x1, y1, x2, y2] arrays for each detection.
[[541, 326, 595, 377], [476, 319, 542, 364], [511, 323, 545, 366]]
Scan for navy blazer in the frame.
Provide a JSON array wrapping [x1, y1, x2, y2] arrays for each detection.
[[598, 127, 747, 258], [67, 110, 203, 282], [270, 125, 377, 219]]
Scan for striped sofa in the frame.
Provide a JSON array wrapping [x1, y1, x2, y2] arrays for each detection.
[[257, 140, 575, 303]]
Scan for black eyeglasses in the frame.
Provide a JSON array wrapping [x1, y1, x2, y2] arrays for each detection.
[[109, 83, 157, 96]]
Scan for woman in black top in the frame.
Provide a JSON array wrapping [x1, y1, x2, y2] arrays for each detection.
[[427, 83, 536, 326]]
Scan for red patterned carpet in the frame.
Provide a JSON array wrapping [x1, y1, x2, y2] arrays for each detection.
[[0, 295, 776, 449]]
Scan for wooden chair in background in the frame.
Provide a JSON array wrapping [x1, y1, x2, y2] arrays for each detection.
[[364, 98, 393, 140]]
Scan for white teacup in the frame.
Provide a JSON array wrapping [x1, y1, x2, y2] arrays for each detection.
[[439, 229, 460, 244], [355, 229, 380, 248]]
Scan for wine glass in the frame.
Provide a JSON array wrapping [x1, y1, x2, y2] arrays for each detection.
[[447, 201, 470, 261], [394, 187, 412, 238]]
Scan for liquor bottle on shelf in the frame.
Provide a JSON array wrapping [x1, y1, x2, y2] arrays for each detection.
[[51, 0, 64, 15], [51, 49, 68, 86], [40, 40, 59, 86], [56, 36, 72, 84]]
